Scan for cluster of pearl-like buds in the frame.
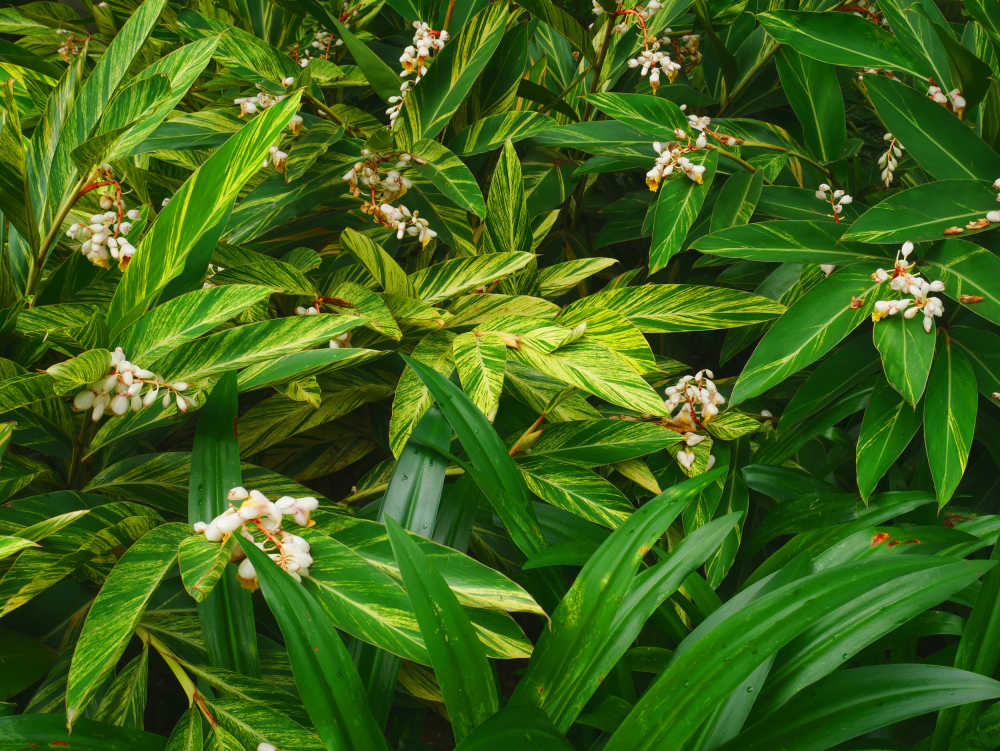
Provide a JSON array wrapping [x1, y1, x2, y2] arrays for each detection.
[[235, 88, 288, 117], [380, 204, 437, 245], [386, 21, 449, 127], [56, 29, 84, 62], [343, 151, 437, 244], [870, 241, 946, 332], [67, 206, 140, 269], [815, 183, 853, 222], [298, 29, 343, 67], [72, 347, 194, 421], [193, 487, 318, 587], [627, 48, 681, 94], [879, 133, 904, 187], [665, 370, 724, 471], [646, 141, 706, 189], [927, 83, 966, 117]]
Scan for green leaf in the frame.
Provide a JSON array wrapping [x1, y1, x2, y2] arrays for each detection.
[[866, 75, 1000, 181], [178, 534, 233, 604], [693, 219, 885, 264], [519, 456, 633, 528], [563, 284, 785, 333], [603, 558, 974, 751], [650, 151, 717, 272], [509, 470, 724, 731], [534, 258, 618, 297], [0, 535, 37, 560], [0, 714, 167, 751], [527, 419, 684, 465], [704, 411, 761, 441], [237, 348, 380, 393], [385, 516, 499, 741], [107, 93, 302, 335], [453, 332, 506, 420], [722, 665, 1000, 751], [95, 647, 148, 729], [396, 4, 509, 143], [44, 349, 110, 395], [454, 706, 573, 750], [66, 522, 189, 726], [450, 112, 557, 156], [516, 0, 595, 64], [122, 285, 273, 364], [758, 11, 928, 77], [582, 93, 688, 138], [856, 380, 922, 501], [149, 314, 362, 383], [330, 16, 400, 101], [165, 708, 202, 751], [844, 180, 996, 244], [731, 266, 884, 404], [389, 331, 455, 457], [482, 140, 530, 255], [237, 537, 390, 751], [775, 48, 845, 162], [711, 170, 765, 231], [924, 332, 978, 505], [411, 139, 486, 217], [874, 313, 936, 405], [923, 239, 1000, 327], [189, 374, 258, 675], [410, 253, 535, 303], [339, 228, 413, 296], [403, 355, 547, 558]]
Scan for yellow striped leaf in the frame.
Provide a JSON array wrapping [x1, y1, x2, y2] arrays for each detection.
[[410, 252, 534, 303], [482, 140, 530, 254], [453, 331, 506, 420], [340, 228, 414, 296]]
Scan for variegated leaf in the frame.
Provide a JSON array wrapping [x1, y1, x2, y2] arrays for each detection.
[[453, 331, 506, 420]]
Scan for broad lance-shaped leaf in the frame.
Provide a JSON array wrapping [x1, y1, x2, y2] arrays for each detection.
[[561, 284, 785, 333], [410, 139, 486, 217], [923, 239, 1000, 327], [856, 380, 921, 501], [731, 265, 885, 405], [844, 180, 996, 244], [389, 331, 455, 457], [45, 349, 110, 395], [866, 75, 1000, 181], [692, 220, 886, 264], [509, 470, 724, 731], [481, 140, 530, 255], [386, 516, 499, 742], [178, 535, 232, 603], [602, 557, 974, 751], [409, 252, 535, 303], [66, 522, 189, 726], [189, 374, 258, 674], [149, 314, 363, 382], [924, 332, 977, 506], [237, 536, 390, 751], [874, 313, 935, 405], [339, 228, 414, 297], [402, 355, 547, 558], [757, 11, 927, 77], [775, 48, 845, 162], [582, 93, 687, 137], [452, 332, 505, 421], [121, 284, 273, 364], [395, 4, 509, 143], [650, 151, 717, 272], [0, 715, 169, 751], [721, 665, 1000, 751], [449, 111, 557, 156], [107, 93, 301, 335], [519, 456, 634, 529], [454, 707, 573, 751], [711, 169, 764, 230]]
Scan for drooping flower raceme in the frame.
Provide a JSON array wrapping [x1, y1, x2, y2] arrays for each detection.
[[815, 183, 853, 221], [72, 347, 194, 421], [386, 21, 448, 128], [870, 241, 946, 333], [664, 370, 724, 470], [879, 133, 904, 187], [193, 487, 319, 588], [343, 150, 437, 244]]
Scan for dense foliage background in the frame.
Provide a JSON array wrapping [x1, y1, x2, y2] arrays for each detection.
[[2, 0, 1000, 748]]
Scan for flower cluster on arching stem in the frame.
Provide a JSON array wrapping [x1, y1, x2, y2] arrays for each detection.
[[73, 347, 194, 421], [342, 150, 437, 244], [878, 133, 905, 187], [386, 21, 449, 128], [815, 183, 852, 222], [664, 370, 724, 471], [193, 487, 319, 588], [66, 165, 140, 268], [870, 242, 945, 333], [644, 115, 738, 191], [927, 82, 966, 117]]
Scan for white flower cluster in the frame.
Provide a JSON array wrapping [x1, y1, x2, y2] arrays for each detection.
[[343, 151, 437, 244], [665, 370, 723, 471], [381, 203, 437, 245], [646, 141, 706, 189], [56, 29, 82, 62], [268, 145, 288, 172], [299, 29, 343, 67], [870, 242, 945, 332], [72, 347, 193, 421], [815, 183, 853, 221], [234, 89, 288, 117], [67, 205, 140, 269], [878, 133, 904, 187], [928, 84, 966, 115], [386, 21, 449, 127], [627, 48, 681, 94], [193, 487, 318, 586], [329, 332, 351, 349]]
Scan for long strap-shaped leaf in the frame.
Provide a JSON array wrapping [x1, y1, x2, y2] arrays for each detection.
[[722, 665, 1000, 751], [402, 354, 546, 558], [386, 516, 499, 741], [510, 469, 724, 731], [236, 537, 389, 751], [107, 93, 301, 336], [66, 522, 189, 726], [454, 706, 574, 750], [0, 714, 166, 751], [189, 373, 259, 675], [603, 557, 993, 751]]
